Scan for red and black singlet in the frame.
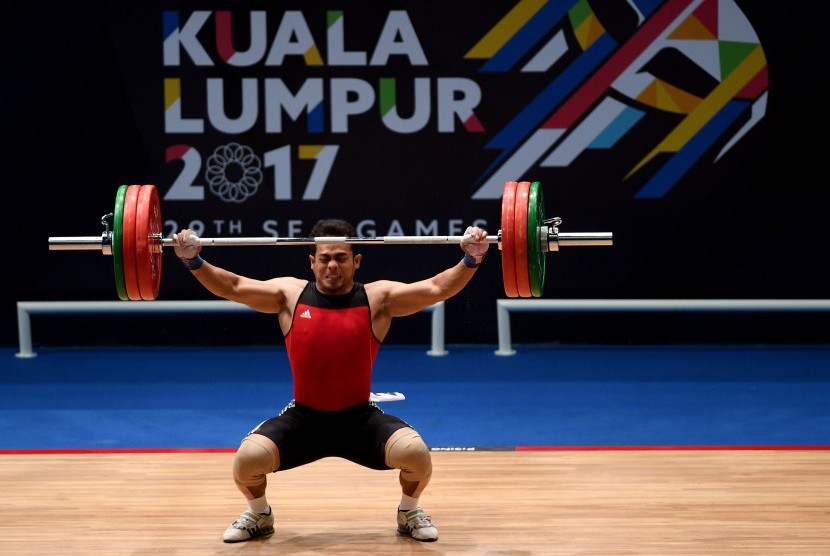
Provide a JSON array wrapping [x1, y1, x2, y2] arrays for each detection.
[[284, 281, 381, 411]]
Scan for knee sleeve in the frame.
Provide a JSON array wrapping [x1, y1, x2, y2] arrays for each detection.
[[385, 429, 432, 485], [232, 435, 279, 498]]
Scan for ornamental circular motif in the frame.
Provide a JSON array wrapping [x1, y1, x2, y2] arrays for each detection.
[[204, 142, 263, 203]]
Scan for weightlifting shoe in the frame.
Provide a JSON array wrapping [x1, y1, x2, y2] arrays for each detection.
[[397, 507, 438, 541], [222, 508, 274, 543]]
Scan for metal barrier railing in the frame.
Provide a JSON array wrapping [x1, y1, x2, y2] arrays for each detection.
[[15, 300, 446, 358], [495, 299, 830, 355]]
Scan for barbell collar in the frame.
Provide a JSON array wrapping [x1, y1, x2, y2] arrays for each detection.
[[48, 230, 613, 252]]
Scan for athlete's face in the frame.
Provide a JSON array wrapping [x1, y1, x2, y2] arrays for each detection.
[[309, 243, 361, 295]]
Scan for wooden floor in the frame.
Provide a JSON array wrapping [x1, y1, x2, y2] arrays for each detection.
[[1, 450, 828, 555]]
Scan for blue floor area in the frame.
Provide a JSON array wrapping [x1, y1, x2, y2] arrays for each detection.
[[1, 345, 829, 450]]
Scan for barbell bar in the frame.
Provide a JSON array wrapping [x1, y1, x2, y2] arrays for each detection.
[[49, 231, 613, 249], [49, 232, 612, 249], [48, 181, 613, 300]]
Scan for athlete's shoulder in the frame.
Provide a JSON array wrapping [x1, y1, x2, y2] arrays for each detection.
[[363, 279, 404, 292]]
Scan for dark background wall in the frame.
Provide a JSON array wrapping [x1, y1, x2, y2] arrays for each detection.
[[3, 1, 829, 349]]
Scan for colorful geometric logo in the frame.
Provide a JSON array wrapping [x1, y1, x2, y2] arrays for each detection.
[[467, 0, 767, 199]]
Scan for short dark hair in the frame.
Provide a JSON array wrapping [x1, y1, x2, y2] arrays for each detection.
[[309, 218, 358, 255]]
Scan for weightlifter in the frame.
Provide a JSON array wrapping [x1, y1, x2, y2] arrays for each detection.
[[172, 218, 489, 543]]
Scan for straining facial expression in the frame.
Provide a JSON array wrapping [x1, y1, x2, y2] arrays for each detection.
[[309, 242, 361, 295]]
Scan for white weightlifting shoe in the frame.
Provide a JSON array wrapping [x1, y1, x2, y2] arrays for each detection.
[[222, 509, 275, 543], [397, 507, 438, 542]]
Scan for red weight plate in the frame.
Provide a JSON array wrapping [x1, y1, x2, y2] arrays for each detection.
[[121, 185, 142, 301], [513, 181, 531, 297], [136, 185, 163, 300], [500, 181, 518, 297], [147, 185, 163, 299]]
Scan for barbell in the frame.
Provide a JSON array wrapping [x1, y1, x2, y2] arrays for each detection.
[[48, 181, 613, 301]]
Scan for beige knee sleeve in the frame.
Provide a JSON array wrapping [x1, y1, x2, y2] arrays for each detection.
[[385, 428, 432, 496], [232, 434, 279, 499]]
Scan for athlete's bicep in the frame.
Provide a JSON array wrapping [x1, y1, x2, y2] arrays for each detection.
[[369, 280, 441, 318]]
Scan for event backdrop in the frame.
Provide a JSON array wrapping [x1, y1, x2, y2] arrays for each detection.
[[3, 1, 828, 348]]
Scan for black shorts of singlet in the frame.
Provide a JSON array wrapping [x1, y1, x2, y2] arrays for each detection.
[[248, 400, 413, 472]]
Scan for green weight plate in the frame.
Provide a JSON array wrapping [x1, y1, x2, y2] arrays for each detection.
[[527, 181, 546, 297], [112, 185, 128, 300]]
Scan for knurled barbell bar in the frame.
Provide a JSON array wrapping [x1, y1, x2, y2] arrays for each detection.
[[48, 181, 613, 301]]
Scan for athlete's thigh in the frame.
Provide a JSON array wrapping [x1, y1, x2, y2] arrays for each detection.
[[342, 407, 412, 470], [251, 406, 328, 470]]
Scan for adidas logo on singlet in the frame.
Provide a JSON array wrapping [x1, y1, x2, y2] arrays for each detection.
[[300, 309, 311, 319]]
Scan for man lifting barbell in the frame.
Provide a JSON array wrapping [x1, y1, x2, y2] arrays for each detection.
[[47, 181, 612, 542], [172, 218, 490, 543]]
